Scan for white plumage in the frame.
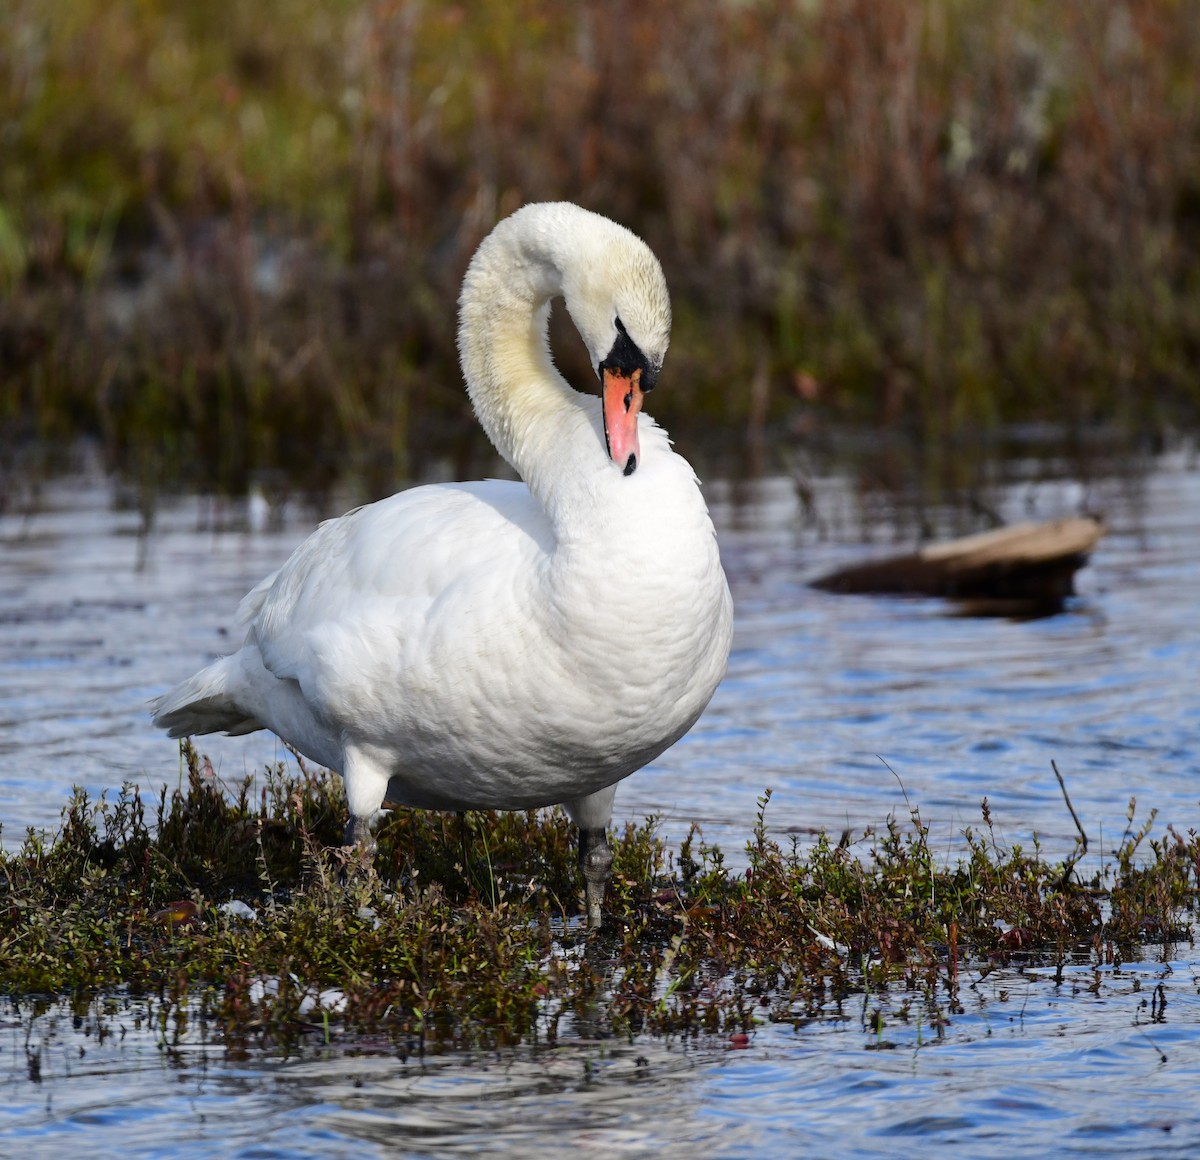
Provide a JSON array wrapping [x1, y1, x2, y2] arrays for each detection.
[[153, 202, 733, 925]]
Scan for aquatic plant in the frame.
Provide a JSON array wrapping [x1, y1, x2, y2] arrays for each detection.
[[1, 747, 1195, 1055]]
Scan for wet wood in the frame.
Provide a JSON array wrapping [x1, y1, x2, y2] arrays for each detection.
[[811, 517, 1105, 608]]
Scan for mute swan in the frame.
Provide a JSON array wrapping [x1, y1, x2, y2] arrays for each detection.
[[153, 202, 733, 927]]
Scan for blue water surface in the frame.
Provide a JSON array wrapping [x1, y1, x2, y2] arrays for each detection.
[[2, 448, 1199, 1155]]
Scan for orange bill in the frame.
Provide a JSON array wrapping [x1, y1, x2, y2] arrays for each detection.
[[602, 366, 644, 476]]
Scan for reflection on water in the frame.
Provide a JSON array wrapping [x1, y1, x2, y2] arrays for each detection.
[[5, 959, 1200, 1157], [683, 454, 1200, 860], [2, 446, 1200, 1155]]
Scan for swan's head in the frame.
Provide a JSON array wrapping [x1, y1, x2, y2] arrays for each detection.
[[458, 203, 672, 478], [557, 213, 671, 478]]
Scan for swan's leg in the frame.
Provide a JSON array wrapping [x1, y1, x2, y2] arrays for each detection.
[[563, 784, 618, 930], [577, 828, 613, 930], [343, 813, 377, 854], [341, 744, 390, 860]]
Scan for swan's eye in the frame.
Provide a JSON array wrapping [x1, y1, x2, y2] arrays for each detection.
[[600, 316, 656, 391]]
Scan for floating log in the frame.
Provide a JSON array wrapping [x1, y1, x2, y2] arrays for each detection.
[[811, 517, 1105, 609]]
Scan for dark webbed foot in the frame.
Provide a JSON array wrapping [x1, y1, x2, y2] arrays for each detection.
[[578, 826, 613, 931]]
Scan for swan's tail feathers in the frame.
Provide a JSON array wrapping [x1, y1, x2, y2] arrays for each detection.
[[151, 657, 262, 739]]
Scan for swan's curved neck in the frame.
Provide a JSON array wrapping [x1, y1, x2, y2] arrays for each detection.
[[456, 214, 584, 486]]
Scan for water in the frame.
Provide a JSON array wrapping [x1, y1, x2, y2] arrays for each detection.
[[2, 449, 1200, 1154], [5, 963, 1200, 1156]]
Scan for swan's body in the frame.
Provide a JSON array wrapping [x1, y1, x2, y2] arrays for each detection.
[[153, 203, 733, 924]]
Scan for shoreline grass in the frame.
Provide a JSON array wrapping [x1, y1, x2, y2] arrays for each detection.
[[2, 744, 1195, 1057], [4, 2, 1200, 496]]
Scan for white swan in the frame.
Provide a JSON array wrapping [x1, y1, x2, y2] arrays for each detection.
[[153, 202, 733, 926]]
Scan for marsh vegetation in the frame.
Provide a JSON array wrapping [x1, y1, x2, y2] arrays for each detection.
[[3, 744, 1195, 1058], [4, 1, 1200, 497]]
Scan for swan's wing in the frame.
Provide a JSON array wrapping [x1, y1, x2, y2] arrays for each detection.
[[244, 480, 551, 725], [235, 568, 281, 626]]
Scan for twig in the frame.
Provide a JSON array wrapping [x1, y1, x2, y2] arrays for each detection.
[[1053, 760, 1089, 890], [877, 755, 911, 811]]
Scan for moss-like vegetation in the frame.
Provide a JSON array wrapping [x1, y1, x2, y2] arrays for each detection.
[[2, 745, 1196, 1055], [3, 2, 1200, 495]]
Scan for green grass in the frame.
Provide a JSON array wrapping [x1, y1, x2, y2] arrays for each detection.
[[2, 745, 1195, 1055]]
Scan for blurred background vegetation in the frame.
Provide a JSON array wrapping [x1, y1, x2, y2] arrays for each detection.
[[2, 0, 1198, 498]]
